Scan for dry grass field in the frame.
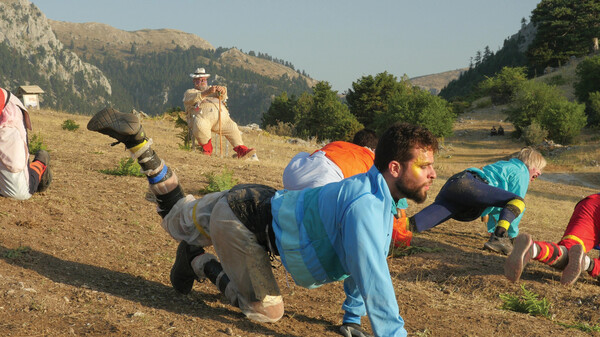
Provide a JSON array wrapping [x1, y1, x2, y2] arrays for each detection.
[[1, 105, 599, 336]]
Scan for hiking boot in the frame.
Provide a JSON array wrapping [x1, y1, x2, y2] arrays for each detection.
[[87, 107, 146, 148], [33, 150, 52, 192], [170, 241, 205, 294], [504, 233, 533, 282], [561, 244, 585, 286], [483, 233, 514, 255], [232, 145, 256, 160]]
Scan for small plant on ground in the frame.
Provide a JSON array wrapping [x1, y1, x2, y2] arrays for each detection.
[[99, 157, 145, 177], [557, 322, 600, 332], [3, 245, 31, 259], [265, 121, 295, 137], [28, 133, 47, 155], [499, 284, 551, 318], [201, 168, 238, 193], [174, 114, 192, 150], [61, 119, 80, 131]]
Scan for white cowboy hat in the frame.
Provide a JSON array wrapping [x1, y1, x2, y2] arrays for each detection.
[[190, 68, 210, 78]]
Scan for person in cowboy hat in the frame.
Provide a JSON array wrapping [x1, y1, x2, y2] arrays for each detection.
[[182, 67, 256, 159], [0, 88, 52, 199]]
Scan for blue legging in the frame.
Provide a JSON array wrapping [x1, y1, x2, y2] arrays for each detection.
[[413, 170, 523, 233]]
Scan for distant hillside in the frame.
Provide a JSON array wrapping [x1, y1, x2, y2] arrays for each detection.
[[409, 68, 468, 95], [50, 20, 318, 89], [0, 0, 317, 124], [50, 20, 215, 57], [0, 0, 112, 111], [439, 22, 536, 101]]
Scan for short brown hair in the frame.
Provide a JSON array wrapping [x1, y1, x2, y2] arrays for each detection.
[[374, 123, 438, 173], [352, 128, 378, 149]]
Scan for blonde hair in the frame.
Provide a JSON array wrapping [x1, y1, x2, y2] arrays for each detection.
[[516, 146, 546, 171]]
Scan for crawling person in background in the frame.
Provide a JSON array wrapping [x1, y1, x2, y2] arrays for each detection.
[[408, 147, 546, 255], [283, 128, 413, 248], [87, 107, 439, 337], [282, 128, 378, 190], [505, 193, 600, 285], [183, 67, 255, 159], [0, 88, 52, 200]]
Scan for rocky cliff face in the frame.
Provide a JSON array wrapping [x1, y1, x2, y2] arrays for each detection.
[[0, 0, 111, 105]]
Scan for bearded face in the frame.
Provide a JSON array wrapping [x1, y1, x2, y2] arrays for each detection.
[[193, 77, 209, 91], [395, 148, 436, 204]]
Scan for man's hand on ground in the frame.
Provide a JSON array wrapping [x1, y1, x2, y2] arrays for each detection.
[[339, 323, 373, 337]]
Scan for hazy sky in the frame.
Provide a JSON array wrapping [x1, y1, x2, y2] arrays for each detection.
[[31, 0, 540, 93]]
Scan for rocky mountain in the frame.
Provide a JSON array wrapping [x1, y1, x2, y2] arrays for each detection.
[[0, 0, 111, 109], [0, 0, 316, 123], [50, 20, 318, 88]]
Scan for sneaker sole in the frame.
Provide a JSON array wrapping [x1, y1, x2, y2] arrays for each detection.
[[87, 108, 140, 136], [561, 244, 585, 286], [483, 240, 512, 255], [504, 233, 533, 282]]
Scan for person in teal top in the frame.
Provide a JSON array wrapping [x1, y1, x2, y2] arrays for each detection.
[[409, 147, 546, 255], [87, 108, 439, 337]]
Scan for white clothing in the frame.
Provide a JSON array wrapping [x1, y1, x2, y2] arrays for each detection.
[[282, 151, 344, 190]]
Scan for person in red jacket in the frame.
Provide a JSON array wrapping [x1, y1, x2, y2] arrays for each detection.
[[505, 193, 600, 285]]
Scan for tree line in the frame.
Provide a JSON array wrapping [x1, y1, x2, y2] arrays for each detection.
[[262, 72, 455, 142], [441, 0, 600, 102]]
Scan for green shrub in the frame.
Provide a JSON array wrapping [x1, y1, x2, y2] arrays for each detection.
[[478, 67, 528, 104], [201, 168, 238, 193], [99, 158, 145, 177], [499, 284, 551, 318], [375, 87, 455, 138], [451, 101, 470, 114], [265, 121, 295, 137], [539, 100, 587, 144], [545, 74, 567, 86], [28, 133, 47, 155], [574, 55, 600, 103], [61, 119, 80, 131], [507, 80, 586, 144], [587, 91, 600, 127], [522, 122, 548, 146]]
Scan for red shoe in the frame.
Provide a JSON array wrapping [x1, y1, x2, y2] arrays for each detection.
[[233, 145, 256, 159], [200, 139, 213, 156]]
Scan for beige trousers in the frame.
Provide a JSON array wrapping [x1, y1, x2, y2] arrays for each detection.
[[185, 95, 244, 147], [161, 194, 283, 322]]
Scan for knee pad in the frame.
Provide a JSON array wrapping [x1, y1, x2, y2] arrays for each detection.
[[505, 197, 525, 217]]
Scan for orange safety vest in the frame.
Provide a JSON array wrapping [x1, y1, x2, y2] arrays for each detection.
[[317, 141, 375, 178]]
